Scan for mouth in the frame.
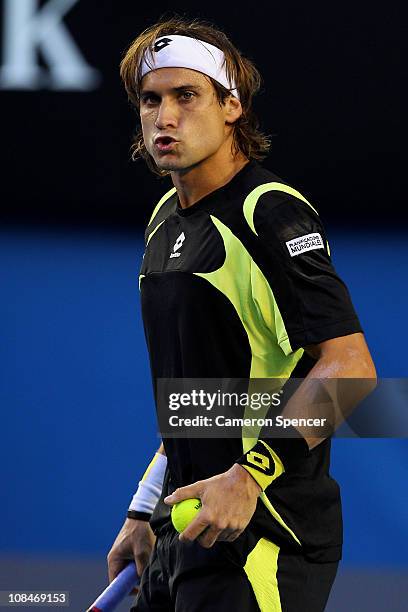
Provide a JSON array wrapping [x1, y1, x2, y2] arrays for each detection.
[[154, 136, 178, 153]]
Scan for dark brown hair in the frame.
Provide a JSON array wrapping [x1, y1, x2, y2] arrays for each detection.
[[120, 15, 271, 176]]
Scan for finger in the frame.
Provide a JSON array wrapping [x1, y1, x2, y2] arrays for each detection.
[[179, 514, 210, 542], [217, 529, 242, 543], [196, 525, 223, 548], [164, 482, 202, 505], [108, 557, 129, 583], [135, 551, 150, 578]]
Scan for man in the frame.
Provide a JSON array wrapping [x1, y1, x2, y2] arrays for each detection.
[[108, 16, 376, 611]]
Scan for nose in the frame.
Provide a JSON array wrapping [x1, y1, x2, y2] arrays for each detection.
[[154, 98, 178, 129]]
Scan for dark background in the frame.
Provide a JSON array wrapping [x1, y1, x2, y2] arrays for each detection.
[[1, 2, 407, 610], [1, 1, 406, 229]]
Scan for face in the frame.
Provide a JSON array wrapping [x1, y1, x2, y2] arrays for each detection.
[[139, 67, 240, 173]]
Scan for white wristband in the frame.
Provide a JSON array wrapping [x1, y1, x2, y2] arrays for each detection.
[[128, 453, 167, 514]]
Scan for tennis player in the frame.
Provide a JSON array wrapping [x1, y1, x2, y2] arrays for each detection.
[[107, 16, 377, 611]]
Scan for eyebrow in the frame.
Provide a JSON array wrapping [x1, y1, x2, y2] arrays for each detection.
[[140, 84, 203, 95]]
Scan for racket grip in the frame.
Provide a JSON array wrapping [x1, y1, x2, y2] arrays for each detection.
[[86, 562, 139, 612]]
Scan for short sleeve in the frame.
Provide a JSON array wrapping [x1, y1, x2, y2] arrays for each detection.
[[252, 194, 363, 353]]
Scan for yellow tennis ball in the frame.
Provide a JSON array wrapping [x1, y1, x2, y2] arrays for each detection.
[[171, 498, 202, 533]]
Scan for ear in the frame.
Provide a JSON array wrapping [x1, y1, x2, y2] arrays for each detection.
[[224, 95, 243, 125]]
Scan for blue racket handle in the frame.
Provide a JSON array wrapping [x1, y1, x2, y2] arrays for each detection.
[[87, 562, 139, 611]]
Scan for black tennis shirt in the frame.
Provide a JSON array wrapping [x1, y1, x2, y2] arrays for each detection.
[[140, 160, 362, 562]]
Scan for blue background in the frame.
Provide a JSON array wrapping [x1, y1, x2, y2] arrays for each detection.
[[1, 226, 407, 567], [1, 1, 407, 608]]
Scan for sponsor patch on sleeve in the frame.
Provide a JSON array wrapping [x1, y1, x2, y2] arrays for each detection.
[[285, 232, 324, 257]]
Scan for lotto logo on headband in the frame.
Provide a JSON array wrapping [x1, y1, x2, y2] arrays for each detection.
[[154, 38, 172, 53], [139, 34, 239, 99]]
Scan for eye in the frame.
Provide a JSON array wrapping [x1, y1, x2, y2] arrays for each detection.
[[141, 94, 159, 105], [180, 91, 195, 101]]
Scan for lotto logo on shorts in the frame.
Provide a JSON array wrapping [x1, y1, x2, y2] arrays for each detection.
[[285, 233, 324, 257]]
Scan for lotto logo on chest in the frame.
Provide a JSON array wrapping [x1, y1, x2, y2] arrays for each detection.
[[170, 232, 186, 258], [285, 232, 324, 257]]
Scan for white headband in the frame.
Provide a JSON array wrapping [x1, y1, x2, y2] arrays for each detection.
[[139, 35, 239, 99]]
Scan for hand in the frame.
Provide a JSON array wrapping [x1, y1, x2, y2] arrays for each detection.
[[107, 518, 156, 586], [164, 464, 261, 548]]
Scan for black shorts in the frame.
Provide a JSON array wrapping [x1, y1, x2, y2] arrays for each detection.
[[131, 522, 339, 612]]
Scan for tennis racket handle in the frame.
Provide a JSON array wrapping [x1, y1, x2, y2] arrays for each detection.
[[86, 562, 139, 612]]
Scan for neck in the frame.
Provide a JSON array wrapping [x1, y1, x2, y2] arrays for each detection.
[[171, 148, 249, 209]]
